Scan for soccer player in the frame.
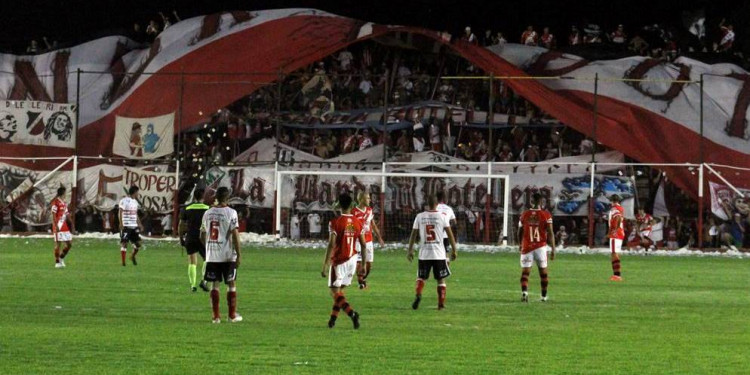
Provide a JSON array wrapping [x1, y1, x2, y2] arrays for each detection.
[[321, 192, 366, 329], [435, 191, 458, 264], [608, 194, 625, 281], [517, 193, 556, 302], [353, 191, 384, 289], [178, 188, 210, 292], [200, 187, 243, 323], [119, 186, 143, 266], [50, 186, 72, 268], [407, 194, 457, 310]]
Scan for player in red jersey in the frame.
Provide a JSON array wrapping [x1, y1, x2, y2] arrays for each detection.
[[353, 191, 384, 289], [321, 193, 366, 329], [517, 193, 555, 302], [50, 186, 73, 268], [608, 195, 625, 281]]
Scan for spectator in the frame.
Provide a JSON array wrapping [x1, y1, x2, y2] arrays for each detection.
[[412, 131, 426, 152], [521, 25, 538, 46], [358, 129, 373, 150], [337, 48, 354, 71], [629, 34, 650, 55], [429, 121, 441, 151], [462, 26, 478, 45], [540, 27, 555, 49], [146, 20, 160, 40], [358, 75, 373, 96], [396, 130, 411, 153], [161, 213, 173, 235], [611, 24, 627, 45], [483, 29, 493, 46], [568, 26, 582, 46], [579, 137, 594, 155], [159, 12, 172, 30], [708, 216, 720, 248], [556, 225, 569, 248], [494, 32, 507, 46], [716, 19, 735, 52], [26, 40, 39, 54], [42, 37, 58, 52], [583, 24, 602, 44]]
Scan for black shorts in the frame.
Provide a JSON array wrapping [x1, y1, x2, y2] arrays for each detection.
[[204, 262, 237, 284], [185, 241, 206, 259], [120, 228, 141, 244], [418, 259, 451, 280]]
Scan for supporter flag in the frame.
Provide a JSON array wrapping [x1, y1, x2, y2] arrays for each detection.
[[113, 113, 174, 159], [0, 100, 76, 149]]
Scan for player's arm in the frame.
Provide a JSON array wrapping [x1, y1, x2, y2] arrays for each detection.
[[177, 211, 187, 245], [359, 231, 368, 260], [446, 226, 458, 261], [199, 220, 207, 246], [406, 229, 418, 262], [609, 215, 622, 237], [547, 221, 556, 261], [231, 228, 241, 268], [118, 208, 124, 233], [517, 222, 523, 251], [137, 210, 144, 232], [321, 232, 335, 278], [50, 205, 58, 233], [371, 219, 385, 247]]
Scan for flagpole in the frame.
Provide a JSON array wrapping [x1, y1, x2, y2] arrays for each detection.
[[588, 73, 599, 248], [71, 68, 81, 232], [697, 74, 705, 249]]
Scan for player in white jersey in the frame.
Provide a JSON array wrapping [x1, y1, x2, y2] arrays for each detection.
[[119, 186, 143, 266], [407, 195, 457, 310], [435, 191, 457, 264], [353, 191, 384, 289], [200, 187, 243, 323]]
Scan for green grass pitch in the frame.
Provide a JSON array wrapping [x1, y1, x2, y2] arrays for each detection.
[[1, 238, 748, 374]]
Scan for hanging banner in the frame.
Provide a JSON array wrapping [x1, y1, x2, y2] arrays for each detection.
[[709, 181, 750, 221], [113, 113, 174, 159], [122, 167, 176, 212], [0, 100, 76, 149]]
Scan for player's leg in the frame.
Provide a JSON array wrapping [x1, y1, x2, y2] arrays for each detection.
[[119, 240, 128, 266], [435, 260, 451, 309], [520, 252, 533, 302], [225, 263, 241, 322], [188, 252, 198, 291], [412, 260, 429, 310], [534, 247, 550, 301], [360, 242, 374, 288], [355, 252, 365, 289], [53, 236, 62, 267], [198, 247, 209, 291], [610, 239, 622, 281], [130, 239, 141, 265], [205, 262, 221, 322], [59, 240, 71, 267]]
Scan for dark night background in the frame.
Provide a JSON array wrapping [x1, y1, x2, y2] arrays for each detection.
[[1, 0, 748, 59]]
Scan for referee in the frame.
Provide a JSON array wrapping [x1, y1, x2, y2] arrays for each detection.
[[179, 188, 210, 292]]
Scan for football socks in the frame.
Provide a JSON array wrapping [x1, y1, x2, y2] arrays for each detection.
[[227, 287, 238, 319], [539, 267, 549, 298], [188, 264, 197, 288], [612, 259, 621, 276], [210, 289, 221, 320], [520, 269, 530, 293]]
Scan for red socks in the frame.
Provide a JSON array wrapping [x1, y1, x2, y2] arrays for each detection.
[[210, 289, 220, 319], [437, 284, 446, 308], [415, 279, 425, 296], [227, 290, 237, 319]]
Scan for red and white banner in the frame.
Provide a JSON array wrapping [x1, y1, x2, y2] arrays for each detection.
[[0, 8, 745, 199], [709, 181, 750, 221], [0, 100, 76, 149], [114, 113, 174, 159]]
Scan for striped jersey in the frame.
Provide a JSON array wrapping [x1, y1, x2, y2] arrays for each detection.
[[201, 206, 239, 263], [413, 210, 450, 260], [118, 197, 139, 228]]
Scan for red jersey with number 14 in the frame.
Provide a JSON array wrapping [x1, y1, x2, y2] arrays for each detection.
[[352, 205, 374, 242], [519, 209, 553, 254], [328, 214, 363, 266], [50, 197, 70, 232]]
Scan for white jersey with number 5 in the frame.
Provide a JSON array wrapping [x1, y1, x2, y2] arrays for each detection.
[[201, 206, 239, 263], [118, 197, 139, 228], [413, 210, 450, 260]]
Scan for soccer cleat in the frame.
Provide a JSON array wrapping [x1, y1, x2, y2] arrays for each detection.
[[59, 259, 66, 267], [540, 296, 548, 302], [130, 255, 137, 266], [328, 316, 337, 328], [522, 292, 529, 303], [229, 314, 243, 323], [610, 275, 623, 282], [55, 262, 64, 269], [358, 281, 368, 290], [212, 318, 221, 324], [438, 304, 445, 310], [199, 281, 210, 292], [191, 287, 197, 292], [350, 311, 360, 329], [411, 294, 422, 310]]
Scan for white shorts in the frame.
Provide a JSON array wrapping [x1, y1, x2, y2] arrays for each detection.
[[356, 241, 374, 263], [609, 238, 623, 254], [520, 245, 549, 268], [55, 231, 72, 242], [328, 256, 358, 288]]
